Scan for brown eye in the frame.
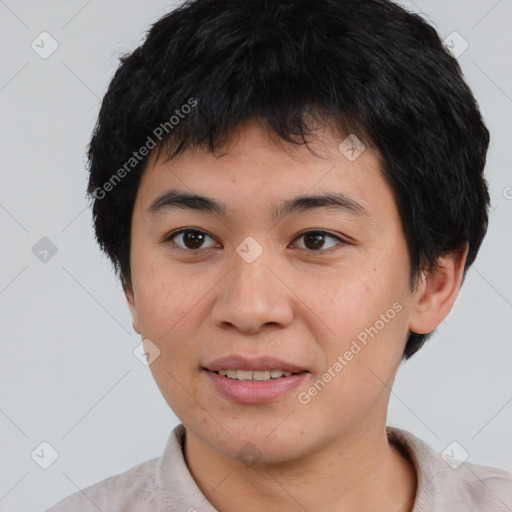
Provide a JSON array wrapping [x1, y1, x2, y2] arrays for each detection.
[[294, 230, 345, 252], [167, 229, 219, 251]]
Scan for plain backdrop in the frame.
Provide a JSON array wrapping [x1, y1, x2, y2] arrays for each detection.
[[1, 0, 511, 510]]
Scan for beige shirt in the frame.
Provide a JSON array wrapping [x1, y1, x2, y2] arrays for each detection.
[[46, 424, 512, 511]]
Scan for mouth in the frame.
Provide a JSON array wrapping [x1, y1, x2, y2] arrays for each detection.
[[205, 354, 308, 374], [211, 369, 303, 381], [203, 355, 310, 403]]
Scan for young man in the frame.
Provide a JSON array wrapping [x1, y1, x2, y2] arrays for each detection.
[[47, 0, 512, 510]]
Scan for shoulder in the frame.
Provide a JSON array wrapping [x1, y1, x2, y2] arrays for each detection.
[[44, 456, 161, 512], [456, 458, 512, 510], [387, 426, 512, 511]]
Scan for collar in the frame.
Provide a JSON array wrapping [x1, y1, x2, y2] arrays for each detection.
[[157, 423, 506, 511]]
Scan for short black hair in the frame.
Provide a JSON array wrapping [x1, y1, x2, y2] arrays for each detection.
[[86, 0, 490, 360]]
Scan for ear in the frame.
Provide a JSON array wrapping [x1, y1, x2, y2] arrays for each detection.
[[409, 245, 469, 335], [123, 281, 142, 335]]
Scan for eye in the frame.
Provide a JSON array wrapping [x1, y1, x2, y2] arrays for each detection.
[[292, 230, 346, 252], [164, 228, 347, 253], [165, 228, 220, 251]]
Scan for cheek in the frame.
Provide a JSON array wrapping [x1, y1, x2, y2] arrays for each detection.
[[133, 252, 205, 339], [132, 259, 216, 383], [135, 267, 207, 412], [304, 266, 394, 340], [303, 264, 408, 384]]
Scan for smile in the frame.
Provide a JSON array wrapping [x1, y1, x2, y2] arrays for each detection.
[[215, 369, 297, 381]]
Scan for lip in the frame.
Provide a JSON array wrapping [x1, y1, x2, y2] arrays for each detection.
[[204, 355, 307, 373], [205, 370, 309, 404], [203, 355, 309, 404]]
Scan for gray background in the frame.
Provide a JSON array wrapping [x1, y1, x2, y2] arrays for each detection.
[[1, 0, 511, 510]]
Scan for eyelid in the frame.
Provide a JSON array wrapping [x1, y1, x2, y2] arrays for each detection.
[[164, 227, 220, 251], [164, 228, 349, 253], [291, 229, 348, 252]]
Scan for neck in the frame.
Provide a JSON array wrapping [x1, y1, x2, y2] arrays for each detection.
[[183, 421, 417, 512]]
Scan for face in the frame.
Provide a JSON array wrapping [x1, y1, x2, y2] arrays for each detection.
[[126, 120, 418, 463]]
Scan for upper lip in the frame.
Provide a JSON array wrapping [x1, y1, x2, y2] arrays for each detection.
[[204, 355, 308, 373]]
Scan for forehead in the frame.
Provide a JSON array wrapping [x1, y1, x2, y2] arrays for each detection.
[[134, 120, 393, 225]]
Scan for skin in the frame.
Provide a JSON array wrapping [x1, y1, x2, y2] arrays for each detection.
[[125, 119, 467, 512]]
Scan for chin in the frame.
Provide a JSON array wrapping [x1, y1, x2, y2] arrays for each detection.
[[223, 421, 316, 463]]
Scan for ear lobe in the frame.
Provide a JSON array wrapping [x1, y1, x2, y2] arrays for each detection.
[[408, 245, 468, 335], [123, 283, 141, 335]]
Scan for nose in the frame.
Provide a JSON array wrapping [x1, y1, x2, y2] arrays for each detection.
[[211, 248, 294, 334]]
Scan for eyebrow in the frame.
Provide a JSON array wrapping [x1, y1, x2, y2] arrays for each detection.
[[147, 189, 369, 219]]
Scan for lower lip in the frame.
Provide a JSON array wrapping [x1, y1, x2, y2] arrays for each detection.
[[205, 370, 309, 404]]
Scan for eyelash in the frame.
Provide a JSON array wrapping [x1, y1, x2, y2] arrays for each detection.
[[163, 228, 348, 254]]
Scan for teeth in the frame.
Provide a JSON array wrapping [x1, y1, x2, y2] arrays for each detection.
[[217, 369, 294, 381]]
